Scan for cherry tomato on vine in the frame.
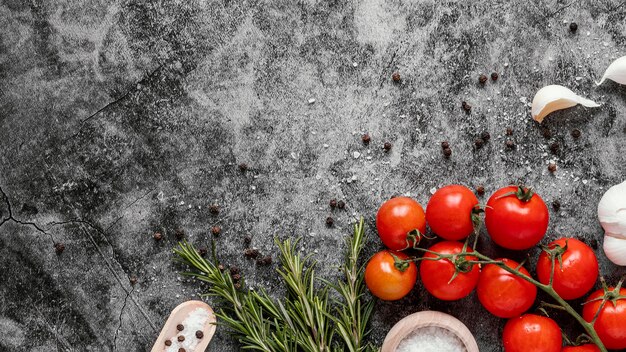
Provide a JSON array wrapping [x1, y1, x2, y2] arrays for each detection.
[[477, 258, 537, 318], [485, 186, 549, 250], [419, 241, 479, 301], [536, 238, 598, 300], [582, 287, 626, 350], [561, 344, 601, 352], [365, 250, 417, 301], [376, 197, 426, 250], [503, 314, 562, 352], [426, 185, 479, 241]]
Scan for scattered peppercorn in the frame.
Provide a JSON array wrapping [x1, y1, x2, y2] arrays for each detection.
[[337, 200, 345, 209], [441, 141, 450, 149], [244, 248, 259, 258], [326, 217, 334, 227], [234, 282, 242, 289], [232, 273, 241, 281], [196, 331, 204, 339], [476, 186, 485, 196], [361, 133, 371, 144], [505, 140, 515, 149], [257, 255, 273, 266], [244, 235, 252, 245], [178, 336, 185, 342], [491, 72, 499, 81], [552, 200, 561, 211], [392, 72, 401, 82], [506, 127, 513, 135], [542, 128, 552, 139], [461, 101, 471, 113], [229, 266, 240, 275], [570, 22, 578, 32], [165, 340, 172, 346], [474, 138, 484, 149], [571, 129, 581, 138], [481, 131, 491, 141], [175, 228, 185, 240], [589, 238, 598, 250], [479, 74, 488, 84], [238, 163, 248, 172], [54, 243, 65, 255], [209, 205, 219, 214], [177, 324, 184, 331], [211, 226, 221, 236], [384, 142, 392, 151], [548, 162, 557, 173], [329, 199, 337, 208], [443, 147, 452, 158], [550, 142, 559, 154], [179, 349, 186, 352], [198, 247, 208, 257], [217, 264, 225, 271], [153, 232, 163, 241]]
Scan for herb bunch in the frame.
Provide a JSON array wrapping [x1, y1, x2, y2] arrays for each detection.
[[173, 218, 375, 352]]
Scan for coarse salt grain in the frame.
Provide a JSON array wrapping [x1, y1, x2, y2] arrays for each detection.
[[395, 326, 466, 352], [165, 307, 210, 352]]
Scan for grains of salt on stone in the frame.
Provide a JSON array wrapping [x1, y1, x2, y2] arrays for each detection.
[[396, 326, 466, 352], [165, 308, 210, 352]]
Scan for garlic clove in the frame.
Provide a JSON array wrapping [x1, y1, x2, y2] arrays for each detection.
[[597, 180, 626, 238], [603, 233, 626, 266], [596, 56, 626, 86], [531, 85, 600, 123]]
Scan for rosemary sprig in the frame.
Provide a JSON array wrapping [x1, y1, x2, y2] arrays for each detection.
[[173, 217, 373, 351]]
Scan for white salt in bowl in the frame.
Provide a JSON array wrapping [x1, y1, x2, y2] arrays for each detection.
[[381, 310, 479, 352]]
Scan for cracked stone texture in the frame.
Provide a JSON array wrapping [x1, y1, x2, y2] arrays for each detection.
[[1, 0, 626, 351]]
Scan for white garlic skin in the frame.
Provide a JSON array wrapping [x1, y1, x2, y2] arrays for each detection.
[[597, 180, 626, 238], [597, 56, 626, 86], [603, 234, 626, 266]]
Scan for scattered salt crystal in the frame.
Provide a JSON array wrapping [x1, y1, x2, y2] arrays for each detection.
[[308, 98, 316, 104], [353, 151, 361, 159], [323, 144, 329, 148], [430, 187, 437, 195], [575, 76, 583, 81], [396, 326, 466, 352], [353, 62, 358, 67]]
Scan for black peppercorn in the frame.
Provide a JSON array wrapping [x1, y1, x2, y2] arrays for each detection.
[[481, 131, 491, 141], [491, 72, 499, 81], [244, 248, 259, 259], [443, 147, 452, 158], [571, 129, 581, 138], [326, 217, 334, 227], [165, 340, 172, 346], [179, 349, 187, 352], [361, 133, 371, 144], [479, 74, 488, 84], [589, 238, 598, 250], [550, 142, 559, 154], [218, 264, 225, 271], [570, 22, 578, 32], [476, 186, 485, 196], [384, 142, 392, 151], [505, 140, 515, 149], [462, 101, 471, 113], [153, 232, 162, 241], [178, 335, 185, 342], [257, 255, 273, 266], [209, 205, 219, 214], [177, 324, 184, 331], [392, 72, 401, 82], [229, 266, 240, 275], [329, 199, 337, 208], [175, 228, 185, 240], [232, 273, 241, 281], [542, 128, 552, 139], [238, 163, 248, 172], [54, 243, 65, 255], [211, 226, 221, 236], [474, 138, 484, 149], [198, 247, 208, 257], [506, 127, 513, 135], [244, 235, 252, 245], [441, 141, 450, 149], [196, 331, 204, 339], [548, 162, 557, 173], [337, 200, 345, 209], [129, 276, 138, 285]]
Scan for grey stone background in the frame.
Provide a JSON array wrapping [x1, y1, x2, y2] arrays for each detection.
[[1, 0, 626, 351]]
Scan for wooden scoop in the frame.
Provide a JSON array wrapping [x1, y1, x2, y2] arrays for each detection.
[[151, 301, 217, 352]]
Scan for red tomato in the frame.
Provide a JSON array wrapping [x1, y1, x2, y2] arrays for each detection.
[[582, 287, 626, 350], [419, 241, 479, 301], [376, 197, 426, 250], [426, 185, 479, 241], [503, 314, 562, 352], [561, 344, 601, 352], [477, 258, 537, 318], [536, 238, 598, 300], [365, 250, 417, 301], [485, 186, 549, 250]]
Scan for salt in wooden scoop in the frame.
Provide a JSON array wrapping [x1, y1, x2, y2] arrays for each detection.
[[151, 301, 217, 352]]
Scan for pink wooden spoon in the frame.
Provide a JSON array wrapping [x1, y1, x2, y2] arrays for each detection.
[[151, 301, 217, 352]]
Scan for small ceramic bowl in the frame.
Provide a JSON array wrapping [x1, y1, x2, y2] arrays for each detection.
[[381, 310, 479, 352]]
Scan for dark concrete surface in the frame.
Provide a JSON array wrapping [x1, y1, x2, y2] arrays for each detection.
[[1, 0, 626, 351]]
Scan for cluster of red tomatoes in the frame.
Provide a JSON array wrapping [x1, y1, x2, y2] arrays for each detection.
[[364, 185, 626, 352]]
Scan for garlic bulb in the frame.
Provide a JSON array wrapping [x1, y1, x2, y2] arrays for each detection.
[[531, 85, 600, 123], [598, 180, 626, 266], [596, 56, 626, 86], [603, 234, 626, 266]]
